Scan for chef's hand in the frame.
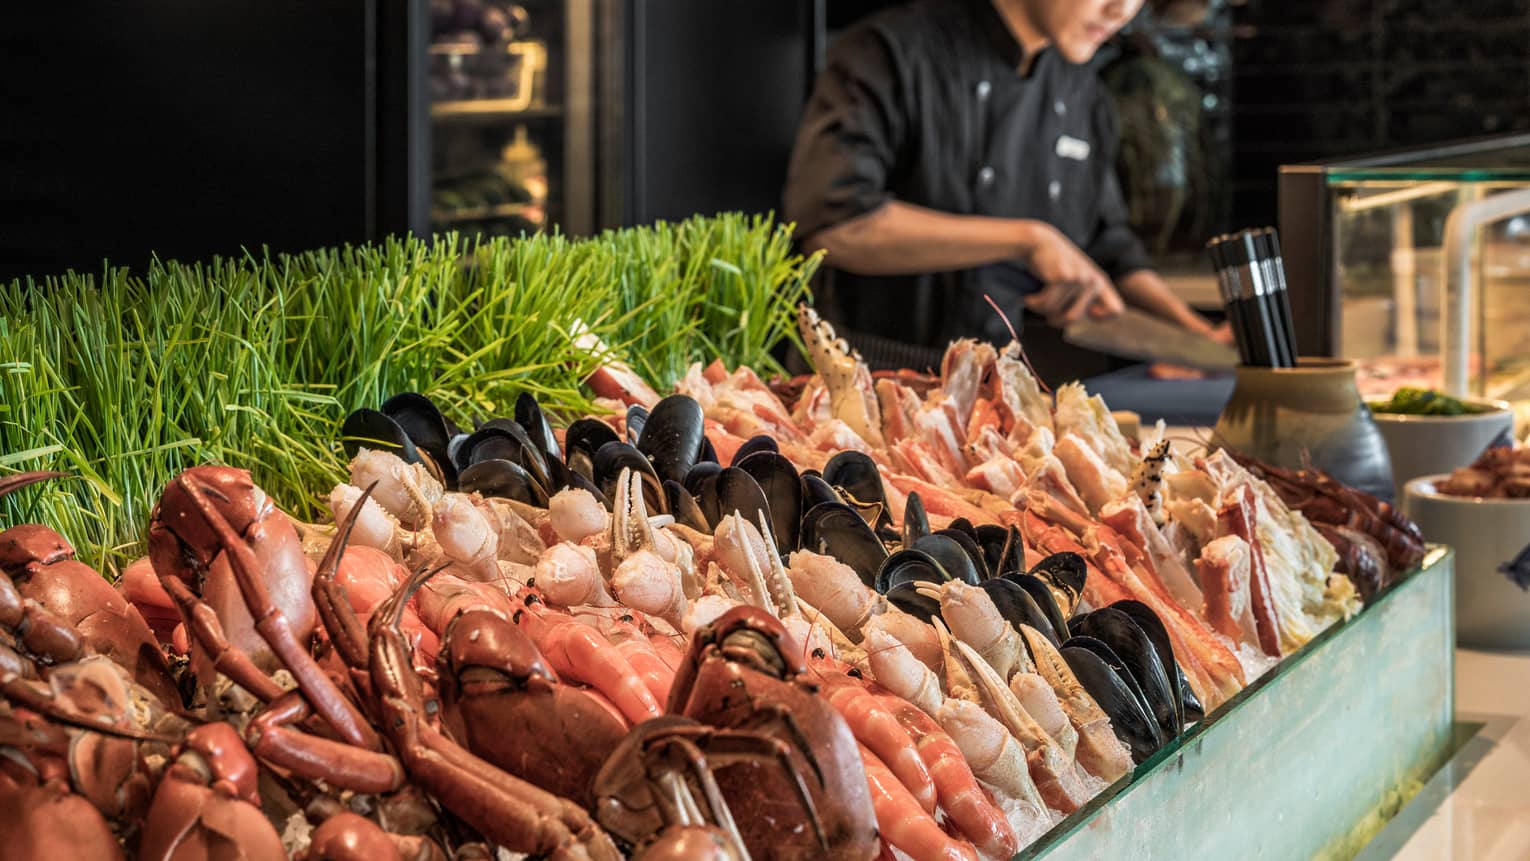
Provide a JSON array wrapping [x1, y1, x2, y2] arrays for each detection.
[[1019, 223, 1124, 326], [1207, 321, 1235, 346]]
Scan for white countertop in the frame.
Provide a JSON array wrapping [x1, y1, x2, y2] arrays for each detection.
[[1356, 648, 1530, 860]]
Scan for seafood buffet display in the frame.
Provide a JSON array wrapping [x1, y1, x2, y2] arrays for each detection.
[[0, 305, 1426, 861]]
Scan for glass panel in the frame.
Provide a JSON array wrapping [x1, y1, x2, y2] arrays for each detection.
[[428, 0, 567, 237], [1017, 549, 1454, 860]]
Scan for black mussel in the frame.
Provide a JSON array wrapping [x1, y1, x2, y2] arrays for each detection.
[[341, 408, 420, 463], [566, 418, 621, 462], [458, 458, 549, 507], [731, 434, 779, 466], [1065, 636, 1164, 748], [735, 451, 801, 555], [698, 434, 719, 466], [934, 528, 990, 581], [1073, 607, 1179, 740], [947, 518, 976, 540], [1029, 552, 1088, 616], [683, 461, 723, 497], [664, 479, 710, 532], [801, 501, 889, 588], [1111, 600, 1200, 724], [901, 492, 930, 548], [625, 404, 649, 445], [1003, 573, 1071, 642], [800, 472, 841, 513], [1061, 641, 1164, 763], [690, 473, 721, 529], [712, 468, 773, 545], [876, 549, 950, 622], [637, 395, 706, 486], [513, 392, 561, 463], [541, 456, 581, 497], [475, 419, 553, 488], [975, 524, 1025, 578], [981, 579, 1061, 645], [912, 534, 983, 585], [823, 450, 893, 533], [382, 393, 459, 487], [594, 441, 666, 514]]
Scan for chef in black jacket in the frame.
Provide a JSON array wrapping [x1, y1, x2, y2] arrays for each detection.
[[784, 0, 1225, 370]]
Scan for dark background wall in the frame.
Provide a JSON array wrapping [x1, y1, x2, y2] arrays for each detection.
[[1227, 0, 1530, 227]]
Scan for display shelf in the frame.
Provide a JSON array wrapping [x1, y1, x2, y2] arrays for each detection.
[[431, 102, 563, 122], [1018, 548, 1456, 861]]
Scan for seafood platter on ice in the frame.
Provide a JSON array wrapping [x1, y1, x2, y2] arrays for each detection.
[[0, 305, 1450, 860]]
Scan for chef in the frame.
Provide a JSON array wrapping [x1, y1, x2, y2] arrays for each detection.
[[783, 0, 1227, 370]]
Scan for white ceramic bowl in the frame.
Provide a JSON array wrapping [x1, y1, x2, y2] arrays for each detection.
[[1404, 474, 1530, 651], [1370, 398, 1513, 500]]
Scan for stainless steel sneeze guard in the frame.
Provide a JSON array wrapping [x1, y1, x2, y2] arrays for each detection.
[[1018, 548, 1456, 861]]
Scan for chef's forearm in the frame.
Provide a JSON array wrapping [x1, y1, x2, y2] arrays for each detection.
[[1116, 269, 1215, 336], [802, 202, 1048, 276]]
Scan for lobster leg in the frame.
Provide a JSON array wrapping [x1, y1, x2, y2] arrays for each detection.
[[178, 475, 380, 750], [161, 577, 286, 703], [311, 485, 375, 672], [245, 691, 404, 794]]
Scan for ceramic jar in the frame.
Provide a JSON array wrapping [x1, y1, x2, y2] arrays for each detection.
[[1213, 358, 1395, 501]]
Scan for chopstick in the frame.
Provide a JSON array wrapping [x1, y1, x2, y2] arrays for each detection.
[[1206, 229, 1299, 368]]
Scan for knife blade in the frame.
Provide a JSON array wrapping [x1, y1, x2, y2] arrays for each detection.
[[1062, 307, 1238, 371]]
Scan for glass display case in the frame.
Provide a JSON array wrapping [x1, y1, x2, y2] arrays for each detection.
[[1278, 135, 1530, 417], [427, 0, 595, 236]]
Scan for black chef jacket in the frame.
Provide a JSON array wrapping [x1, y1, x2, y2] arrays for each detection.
[[783, 0, 1152, 371]]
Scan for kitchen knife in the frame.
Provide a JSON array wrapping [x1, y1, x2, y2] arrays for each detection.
[[1062, 307, 1239, 371]]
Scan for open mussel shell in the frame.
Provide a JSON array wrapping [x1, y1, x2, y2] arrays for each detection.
[[946, 518, 976, 540], [875, 548, 950, 623], [731, 434, 779, 466], [801, 501, 889, 588], [975, 524, 1025, 578], [912, 534, 983, 585], [1111, 599, 1201, 724], [981, 579, 1061, 645], [823, 450, 893, 533], [513, 391, 561, 463], [637, 395, 706, 486], [698, 434, 719, 466], [459, 422, 555, 495], [625, 404, 648, 444], [1061, 639, 1164, 763], [735, 451, 801, 555], [458, 458, 549, 507], [381, 393, 459, 487], [664, 479, 710, 532], [593, 441, 666, 514], [1072, 607, 1179, 740], [1029, 552, 1088, 616], [901, 491, 930, 548], [800, 471, 840, 512]]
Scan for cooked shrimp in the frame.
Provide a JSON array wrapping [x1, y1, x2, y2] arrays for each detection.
[[513, 597, 660, 725], [859, 743, 979, 861], [815, 664, 937, 814], [874, 691, 1021, 860]]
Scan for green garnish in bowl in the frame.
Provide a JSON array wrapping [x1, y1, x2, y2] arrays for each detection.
[[1370, 387, 1492, 416]]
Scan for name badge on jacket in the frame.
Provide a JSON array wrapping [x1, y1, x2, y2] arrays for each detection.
[[1055, 135, 1091, 161]]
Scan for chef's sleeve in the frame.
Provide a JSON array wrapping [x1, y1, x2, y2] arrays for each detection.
[[1083, 95, 1154, 280], [783, 27, 906, 242]]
